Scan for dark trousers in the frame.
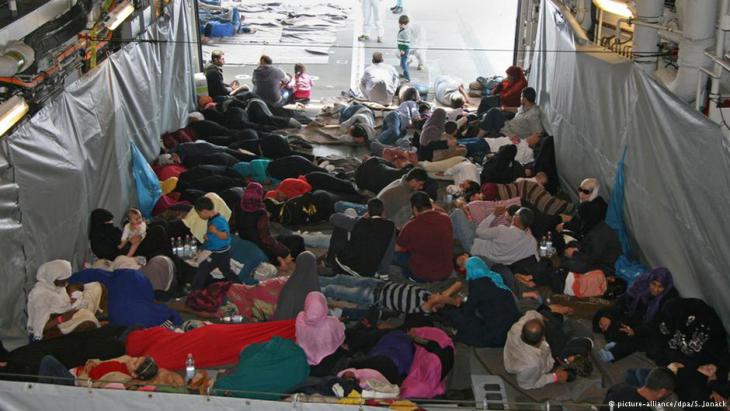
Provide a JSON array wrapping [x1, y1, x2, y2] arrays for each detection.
[[479, 107, 506, 136], [247, 99, 292, 129], [38, 355, 75, 386], [305, 172, 359, 195], [193, 249, 238, 290], [477, 95, 501, 116]]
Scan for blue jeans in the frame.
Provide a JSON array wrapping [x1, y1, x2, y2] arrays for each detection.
[[377, 111, 405, 145], [320, 275, 382, 306], [450, 209, 476, 251], [340, 104, 366, 122], [624, 368, 651, 388], [38, 355, 75, 386], [392, 251, 415, 279], [400, 50, 410, 81], [334, 201, 368, 216]]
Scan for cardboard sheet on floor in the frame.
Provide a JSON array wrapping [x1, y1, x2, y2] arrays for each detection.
[[204, 43, 329, 65]]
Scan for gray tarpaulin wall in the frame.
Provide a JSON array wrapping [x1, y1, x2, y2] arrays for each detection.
[[0, 0, 194, 338], [0, 380, 382, 410], [533, 0, 730, 329]]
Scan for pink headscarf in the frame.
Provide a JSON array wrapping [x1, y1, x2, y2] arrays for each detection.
[[240, 182, 266, 213], [400, 327, 455, 398], [295, 292, 345, 365]]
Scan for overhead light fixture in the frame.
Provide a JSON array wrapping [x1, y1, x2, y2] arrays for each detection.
[[0, 95, 29, 137], [593, 0, 633, 18], [103, 0, 135, 31]]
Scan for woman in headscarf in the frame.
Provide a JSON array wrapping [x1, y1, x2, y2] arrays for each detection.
[[295, 292, 345, 369], [272, 251, 320, 320], [27, 260, 102, 341], [441, 257, 520, 347], [69, 256, 182, 328], [480, 144, 524, 184], [560, 177, 607, 239], [89, 209, 171, 260], [234, 182, 304, 261], [419, 108, 447, 147], [594, 268, 678, 362]]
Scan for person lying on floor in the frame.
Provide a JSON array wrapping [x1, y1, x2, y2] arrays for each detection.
[[440, 257, 520, 347], [354, 156, 413, 194], [375, 99, 422, 147], [336, 103, 375, 144], [38, 354, 184, 389], [27, 260, 102, 342], [504, 306, 594, 390], [481, 180, 575, 216], [320, 275, 462, 315], [394, 191, 454, 283], [593, 268, 678, 363], [326, 198, 396, 278], [165, 141, 257, 169], [70, 256, 182, 328], [0, 326, 128, 383], [433, 75, 470, 109]]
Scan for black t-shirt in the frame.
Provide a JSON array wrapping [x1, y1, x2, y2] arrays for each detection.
[[600, 384, 651, 411], [338, 217, 395, 276]]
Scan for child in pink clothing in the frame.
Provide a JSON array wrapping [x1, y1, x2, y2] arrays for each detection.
[[288, 63, 314, 104]]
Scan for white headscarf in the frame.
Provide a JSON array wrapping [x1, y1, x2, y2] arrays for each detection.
[[27, 260, 74, 340], [580, 178, 600, 202]]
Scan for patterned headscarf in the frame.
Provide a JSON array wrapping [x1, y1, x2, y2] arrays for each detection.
[[240, 182, 266, 213]]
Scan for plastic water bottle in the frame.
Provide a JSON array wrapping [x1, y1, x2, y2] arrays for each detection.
[[190, 238, 198, 257], [171, 238, 177, 257], [546, 233, 554, 256], [175, 237, 183, 257], [183, 235, 192, 258], [185, 353, 195, 383], [539, 236, 547, 257]]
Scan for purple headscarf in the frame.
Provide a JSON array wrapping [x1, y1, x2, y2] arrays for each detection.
[[626, 267, 674, 323], [240, 182, 266, 213]]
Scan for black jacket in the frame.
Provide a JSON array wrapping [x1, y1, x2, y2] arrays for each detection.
[[205, 63, 229, 99]]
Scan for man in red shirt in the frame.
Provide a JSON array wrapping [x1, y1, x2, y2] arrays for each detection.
[[395, 191, 454, 282]]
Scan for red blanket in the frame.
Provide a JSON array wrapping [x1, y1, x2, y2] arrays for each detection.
[[125, 320, 296, 370]]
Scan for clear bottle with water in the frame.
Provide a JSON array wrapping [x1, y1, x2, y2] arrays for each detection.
[[185, 353, 195, 383], [545, 233, 554, 256], [539, 236, 547, 257], [171, 237, 177, 257], [190, 237, 198, 257], [175, 237, 183, 257], [183, 235, 192, 258]]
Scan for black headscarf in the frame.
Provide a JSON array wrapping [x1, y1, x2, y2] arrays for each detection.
[[480, 144, 524, 184], [89, 208, 126, 260]]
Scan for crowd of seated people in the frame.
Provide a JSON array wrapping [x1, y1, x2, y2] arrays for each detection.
[[2, 51, 729, 411]]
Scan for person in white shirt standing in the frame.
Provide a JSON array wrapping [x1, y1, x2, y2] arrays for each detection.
[[359, 0, 384, 43]]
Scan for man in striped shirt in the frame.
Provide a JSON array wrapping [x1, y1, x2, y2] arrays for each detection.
[[320, 275, 462, 314]]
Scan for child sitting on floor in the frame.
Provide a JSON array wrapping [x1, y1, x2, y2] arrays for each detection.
[[288, 63, 314, 104], [118, 208, 146, 257]]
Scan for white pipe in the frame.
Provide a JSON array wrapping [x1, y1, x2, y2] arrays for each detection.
[[632, 0, 665, 73], [667, 0, 718, 102], [710, 0, 730, 99], [658, 29, 684, 44]]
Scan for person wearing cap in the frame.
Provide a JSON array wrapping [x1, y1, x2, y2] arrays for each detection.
[[205, 50, 238, 101]]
